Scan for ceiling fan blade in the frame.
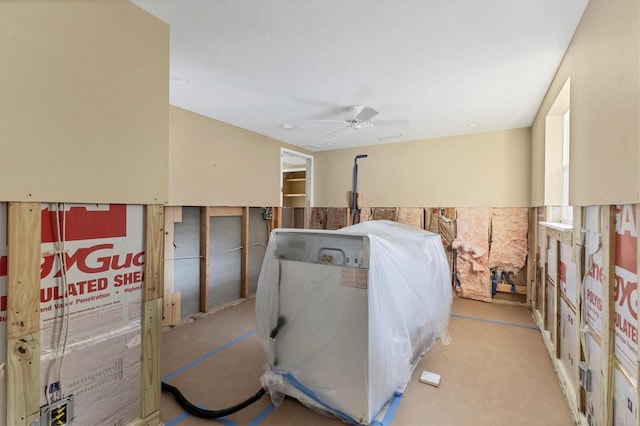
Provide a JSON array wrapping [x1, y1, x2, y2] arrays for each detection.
[[356, 106, 379, 122], [306, 120, 349, 124], [370, 119, 410, 127], [364, 126, 384, 141], [322, 123, 350, 138]]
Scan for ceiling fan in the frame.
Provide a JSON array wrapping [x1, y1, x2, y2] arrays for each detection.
[[308, 105, 409, 140]]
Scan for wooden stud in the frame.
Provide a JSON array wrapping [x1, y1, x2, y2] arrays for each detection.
[[142, 298, 162, 418], [527, 207, 535, 306], [127, 410, 160, 426], [554, 238, 561, 358], [145, 205, 164, 301], [208, 206, 243, 217], [171, 291, 181, 325], [199, 207, 210, 313], [572, 206, 585, 413], [7, 333, 40, 426], [601, 205, 615, 426], [163, 207, 175, 327], [541, 227, 548, 330], [273, 207, 282, 229], [7, 202, 41, 426], [241, 207, 249, 298], [7, 202, 41, 340]]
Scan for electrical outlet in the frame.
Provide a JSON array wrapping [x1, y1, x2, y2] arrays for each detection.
[[38, 395, 74, 426], [579, 361, 591, 392], [263, 207, 273, 220]]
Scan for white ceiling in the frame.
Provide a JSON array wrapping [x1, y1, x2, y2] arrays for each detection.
[[132, 0, 588, 152]]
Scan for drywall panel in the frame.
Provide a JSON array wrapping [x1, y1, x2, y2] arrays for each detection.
[[209, 216, 241, 308], [248, 208, 268, 295], [614, 205, 637, 373], [531, 0, 639, 205], [315, 128, 530, 207], [172, 207, 200, 318], [0, 1, 169, 203], [168, 106, 311, 206]]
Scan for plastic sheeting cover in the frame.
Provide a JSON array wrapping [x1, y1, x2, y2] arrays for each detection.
[[256, 220, 452, 425]]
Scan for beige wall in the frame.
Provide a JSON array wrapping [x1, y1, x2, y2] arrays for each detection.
[[169, 106, 310, 206], [531, 0, 639, 206], [314, 128, 531, 208], [0, 0, 169, 204]]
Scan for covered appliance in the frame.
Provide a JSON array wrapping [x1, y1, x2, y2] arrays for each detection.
[[256, 220, 452, 425]]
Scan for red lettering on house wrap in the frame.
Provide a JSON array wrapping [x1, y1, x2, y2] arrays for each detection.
[[615, 205, 637, 274], [0, 255, 6, 277], [41, 244, 145, 278]]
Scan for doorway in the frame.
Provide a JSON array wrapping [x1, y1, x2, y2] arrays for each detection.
[[280, 148, 313, 228]]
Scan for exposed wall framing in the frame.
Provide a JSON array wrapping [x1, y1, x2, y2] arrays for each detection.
[[533, 205, 640, 426], [6, 202, 41, 426]]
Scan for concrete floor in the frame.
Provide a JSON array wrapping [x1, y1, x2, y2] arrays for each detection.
[[160, 295, 574, 425]]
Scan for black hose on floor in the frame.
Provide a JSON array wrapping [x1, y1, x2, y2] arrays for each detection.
[[161, 381, 267, 419]]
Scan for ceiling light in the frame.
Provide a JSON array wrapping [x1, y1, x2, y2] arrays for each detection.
[[282, 124, 296, 130], [468, 123, 480, 128], [171, 78, 189, 85], [326, 142, 335, 146]]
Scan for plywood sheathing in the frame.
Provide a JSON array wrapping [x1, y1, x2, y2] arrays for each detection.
[[371, 207, 398, 221], [452, 208, 491, 302], [359, 207, 371, 222], [488, 208, 529, 272]]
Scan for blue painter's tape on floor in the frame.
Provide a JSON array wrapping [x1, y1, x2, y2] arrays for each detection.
[[163, 329, 256, 381], [247, 403, 276, 426], [451, 313, 539, 331], [164, 404, 238, 426]]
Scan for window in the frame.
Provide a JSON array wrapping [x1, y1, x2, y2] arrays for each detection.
[[543, 77, 571, 224], [561, 108, 572, 223]]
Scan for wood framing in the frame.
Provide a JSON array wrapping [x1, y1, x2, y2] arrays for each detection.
[[601, 205, 615, 426], [126, 410, 160, 426], [142, 298, 162, 418], [7, 203, 41, 339], [241, 207, 249, 298], [199, 207, 210, 313], [7, 202, 41, 426], [199, 206, 251, 308], [208, 206, 243, 217], [163, 207, 182, 327], [145, 205, 164, 301], [572, 206, 584, 414]]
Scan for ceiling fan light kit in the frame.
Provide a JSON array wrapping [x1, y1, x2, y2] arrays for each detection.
[[308, 104, 409, 141]]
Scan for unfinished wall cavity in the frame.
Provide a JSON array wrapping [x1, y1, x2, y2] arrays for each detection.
[[534, 204, 639, 424], [248, 208, 268, 295], [172, 207, 200, 318], [1, 204, 145, 424], [452, 208, 491, 302]]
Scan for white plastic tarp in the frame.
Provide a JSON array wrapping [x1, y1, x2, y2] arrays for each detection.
[[256, 220, 452, 425]]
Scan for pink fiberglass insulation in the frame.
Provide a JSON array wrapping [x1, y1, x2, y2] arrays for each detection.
[[452, 208, 491, 302], [488, 208, 529, 272]]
